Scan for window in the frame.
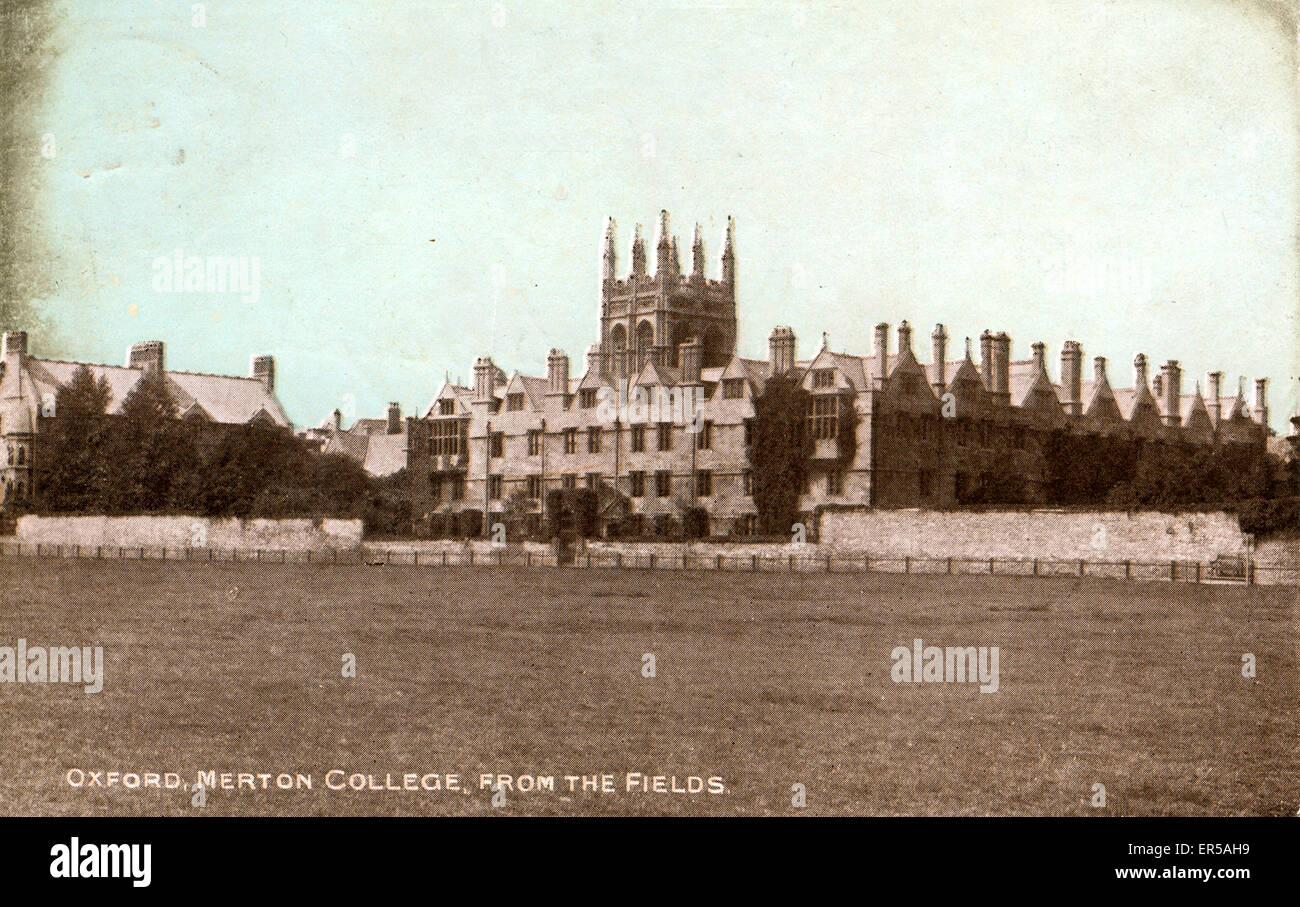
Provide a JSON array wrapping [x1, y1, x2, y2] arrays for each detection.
[[655, 470, 672, 497], [813, 368, 835, 389], [739, 515, 757, 536], [744, 418, 754, 446], [585, 472, 601, 490], [631, 424, 646, 452], [723, 378, 745, 399], [429, 475, 443, 500], [587, 426, 601, 453], [696, 420, 712, 450], [431, 420, 461, 456], [488, 475, 503, 500], [657, 422, 672, 451], [526, 475, 542, 499], [489, 432, 504, 458], [579, 388, 597, 409], [450, 476, 465, 500], [809, 396, 839, 440], [696, 470, 713, 497], [527, 430, 542, 456], [826, 469, 844, 496], [742, 470, 753, 497], [562, 473, 576, 491], [630, 471, 646, 497], [506, 393, 524, 411], [564, 428, 577, 455], [438, 399, 455, 416]]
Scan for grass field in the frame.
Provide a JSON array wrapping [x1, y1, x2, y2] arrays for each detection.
[[0, 558, 1296, 816]]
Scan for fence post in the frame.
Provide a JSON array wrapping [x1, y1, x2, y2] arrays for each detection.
[[788, 554, 794, 571], [1124, 560, 1131, 579], [904, 556, 911, 574], [988, 557, 994, 575], [650, 554, 656, 570], [864, 554, 870, 572], [1194, 562, 1201, 583], [1248, 561, 1256, 585], [1032, 558, 1038, 577], [1170, 560, 1176, 582], [751, 554, 757, 571], [946, 557, 953, 575], [825, 554, 831, 572], [1079, 559, 1085, 577]]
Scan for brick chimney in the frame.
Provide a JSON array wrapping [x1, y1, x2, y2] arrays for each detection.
[[897, 320, 913, 356], [387, 402, 401, 435], [1206, 371, 1223, 425], [1159, 360, 1181, 425], [1253, 378, 1268, 426], [979, 330, 994, 391], [2, 331, 27, 359], [768, 326, 795, 376], [127, 341, 165, 373], [873, 323, 889, 385], [680, 337, 703, 384], [992, 332, 1011, 404], [1060, 341, 1082, 416], [929, 324, 947, 393], [250, 355, 275, 393], [473, 357, 495, 402]]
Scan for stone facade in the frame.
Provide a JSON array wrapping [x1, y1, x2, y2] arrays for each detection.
[[405, 211, 1278, 535]]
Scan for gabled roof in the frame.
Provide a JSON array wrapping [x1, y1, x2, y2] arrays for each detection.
[[22, 356, 290, 427]]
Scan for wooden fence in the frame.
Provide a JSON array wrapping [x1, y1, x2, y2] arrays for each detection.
[[0, 540, 1295, 585]]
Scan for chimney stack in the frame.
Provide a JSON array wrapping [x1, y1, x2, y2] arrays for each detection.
[[386, 402, 402, 435], [680, 338, 703, 384], [1206, 371, 1223, 425], [2, 331, 27, 359], [1060, 341, 1083, 416], [1093, 356, 1108, 384], [930, 324, 948, 392], [992, 332, 1011, 404], [897, 320, 913, 356], [1134, 353, 1149, 390], [547, 349, 570, 395], [1253, 378, 1268, 426], [250, 355, 275, 393], [1031, 341, 1046, 372], [979, 330, 994, 391], [586, 344, 601, 378], [473, 356, 496, 402], [1159, 360, 1181, 425], [332, 408, 342, 432], [127, 341, 165, 374], [768, 326, 795, 376], [873, 323, 890, 385]]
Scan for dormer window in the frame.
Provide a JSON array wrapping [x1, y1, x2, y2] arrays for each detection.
[[722, 378, 745, 399], [439, 400, 455, 416], [579, 389, 597, 409], [506, 393, 525, 411], [813, 369, 835, 389]]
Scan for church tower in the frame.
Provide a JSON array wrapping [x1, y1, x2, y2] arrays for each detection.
[[597, 211, 737, 376]]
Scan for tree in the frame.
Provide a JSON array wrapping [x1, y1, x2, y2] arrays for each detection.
[[748, 375, 813, 536], [119, 369, 178, 422], [55, 364, 112, 418]]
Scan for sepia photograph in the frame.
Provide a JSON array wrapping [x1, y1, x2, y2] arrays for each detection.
[[0, 0, 1297, 891]]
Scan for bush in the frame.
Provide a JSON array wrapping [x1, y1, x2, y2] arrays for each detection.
[[683, 507, 709, 539], [459, 509, 484, 538], [1238, 497, 1300, 536], [652, 513, 678, 538]]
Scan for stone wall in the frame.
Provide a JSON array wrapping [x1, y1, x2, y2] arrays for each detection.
[[15, 516, 363, 551], [817, 508, 1251, 562]]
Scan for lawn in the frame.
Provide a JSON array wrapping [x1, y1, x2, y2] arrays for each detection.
[[0, 558, 1295, 816]]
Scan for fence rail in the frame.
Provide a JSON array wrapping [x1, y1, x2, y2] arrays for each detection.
[[0, 540, 1295, 586]]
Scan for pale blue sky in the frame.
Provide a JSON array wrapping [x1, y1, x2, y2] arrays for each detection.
[[28, 0, 1299, 431]]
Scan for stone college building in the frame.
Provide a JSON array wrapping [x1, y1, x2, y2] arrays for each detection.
[[404, 212, 1274, 536]]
